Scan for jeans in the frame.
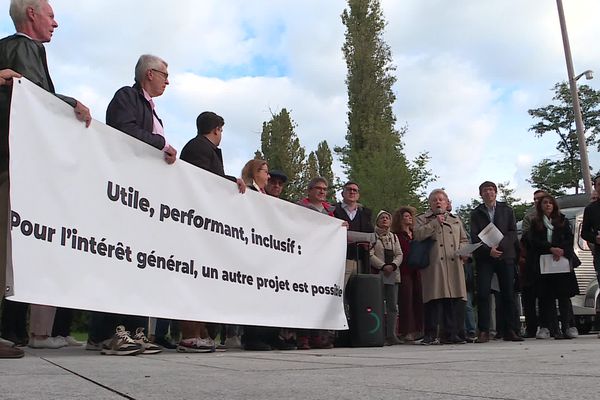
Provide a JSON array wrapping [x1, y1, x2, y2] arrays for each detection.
[[464, 291, 476, 335]]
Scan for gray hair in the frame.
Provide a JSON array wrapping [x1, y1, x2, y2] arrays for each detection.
[[9, 0, 44, 28], [134, 54, 168, 83], [428, 188, 449, 207], [307, 176, 328, 190]]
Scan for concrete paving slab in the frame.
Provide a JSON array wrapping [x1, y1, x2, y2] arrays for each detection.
[[1, 335, 599, 399]]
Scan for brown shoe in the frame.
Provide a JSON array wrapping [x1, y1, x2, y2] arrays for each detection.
[[0, 343, 24, 359], [475, 332, 489, 343], [503, 330, 524, 342]]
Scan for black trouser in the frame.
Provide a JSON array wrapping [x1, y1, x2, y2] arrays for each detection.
[[476, 260, 517, 333], [88, 312, 147, 342], [52, 308, 73, 337], [521, 286, 538, 336], [495, 292, 521, 336], [0, 299, 28, 342], [541, 296, 571, 334], [424, 298, 465, 338]]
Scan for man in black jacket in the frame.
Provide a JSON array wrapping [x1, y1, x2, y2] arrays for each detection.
[[178, 111, 247, 351], [333, 181, 374, 286], [470, 181, 522, 343], [106, 54, 177, 164], [0, 0, 91, 359], [582, 175, 600, 292], [90, 54, 180, 355]]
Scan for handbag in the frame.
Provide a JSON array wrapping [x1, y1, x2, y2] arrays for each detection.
[[406, 237, 435, 270]]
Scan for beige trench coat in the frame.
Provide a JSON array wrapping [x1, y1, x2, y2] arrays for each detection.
[[413, 211, 468, 303]]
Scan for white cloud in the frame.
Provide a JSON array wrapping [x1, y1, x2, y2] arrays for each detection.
[[4, 0, 600, 208]]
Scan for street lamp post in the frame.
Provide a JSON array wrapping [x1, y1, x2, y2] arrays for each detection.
[[556, 0, 593, 194]]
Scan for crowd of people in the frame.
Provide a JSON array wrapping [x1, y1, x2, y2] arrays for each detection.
[[2, 0, 600, 360]]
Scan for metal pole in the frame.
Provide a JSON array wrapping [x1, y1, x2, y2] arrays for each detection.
[[556, 0, 592, 194]]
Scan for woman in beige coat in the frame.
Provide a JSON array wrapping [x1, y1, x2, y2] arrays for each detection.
[[413, 189, 468, 345], [370, 210, 403, 346]]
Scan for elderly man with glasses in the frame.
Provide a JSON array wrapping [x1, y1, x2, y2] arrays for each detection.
[[106, 54, 177, 164], [0, 0, 93, 359], [87, 54, 180, 356]]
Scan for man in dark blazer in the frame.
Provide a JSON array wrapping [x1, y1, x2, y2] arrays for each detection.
[[178, 111, 246, 352], [180, 111, 245, 191], [333, 181, 374, 285], [470, 181, 522, 343]]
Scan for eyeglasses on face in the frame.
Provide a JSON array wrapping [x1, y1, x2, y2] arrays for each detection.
[[151, 69, 169, 80]]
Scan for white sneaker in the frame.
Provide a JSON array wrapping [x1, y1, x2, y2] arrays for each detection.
[[29, 336, 68, 349], [566, 327, 579, 339], [224, 335, 242, 349], [58, 335, 83, 346], [536, 327, 550, 339]]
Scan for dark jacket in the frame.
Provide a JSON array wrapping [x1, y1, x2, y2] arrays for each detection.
[[470, 201, 518, 262], [105, 83, 166, 150], [581, 200, 600, 256], [180, 134, 237, 183], [333, 203, 374, 261], [0, 34, 76, 172], [526, 214, 579, 298]]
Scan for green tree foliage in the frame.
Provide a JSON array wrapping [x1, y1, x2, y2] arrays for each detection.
[[454, 198, 481, 236], [315, 141, 337, 203], [497, 181, 530, 221], [257, 108, 307, 201], [497, 181, 520, 207], [527, 158, 568, 196], [528, 82, 600, 193], [338, 0, 431, 214], [407, 151, 438, 211], [455, 181, 531, 234], [305, 151, 319, 185]]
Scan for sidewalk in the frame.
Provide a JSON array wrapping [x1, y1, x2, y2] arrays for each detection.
[[2, 335, 599, 400]]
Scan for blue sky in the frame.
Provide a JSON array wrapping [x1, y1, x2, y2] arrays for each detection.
[[2, 0, 599, 207]]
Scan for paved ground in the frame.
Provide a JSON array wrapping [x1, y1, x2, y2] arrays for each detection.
[[1, 334, 599, 400]]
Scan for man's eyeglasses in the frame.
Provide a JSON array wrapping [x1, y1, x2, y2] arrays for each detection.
[[312, 186, 327, 191], [151, 69, 169, 80]]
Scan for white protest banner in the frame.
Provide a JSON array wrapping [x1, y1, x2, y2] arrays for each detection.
[[7, 78, 348, 330]]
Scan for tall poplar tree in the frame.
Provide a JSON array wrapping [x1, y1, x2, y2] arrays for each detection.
[[257, 108, 307, 201], [339, 0, 424, 214], [315, 141, 337, 204]]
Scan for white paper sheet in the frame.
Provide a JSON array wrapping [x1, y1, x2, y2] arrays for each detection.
[[539, 254, 571, 274], [477, 222, 504, 248]]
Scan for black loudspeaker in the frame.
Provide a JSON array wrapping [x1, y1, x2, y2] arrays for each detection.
[[347, 274, 385, 347]]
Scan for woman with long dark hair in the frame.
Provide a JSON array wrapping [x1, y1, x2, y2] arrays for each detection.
[[527, 195, 579, 340], [391, 206, 423, 343]]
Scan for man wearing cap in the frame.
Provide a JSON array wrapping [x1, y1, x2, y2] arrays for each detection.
[[470, 181, 522, 343], [265, 170, 287, 198]]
